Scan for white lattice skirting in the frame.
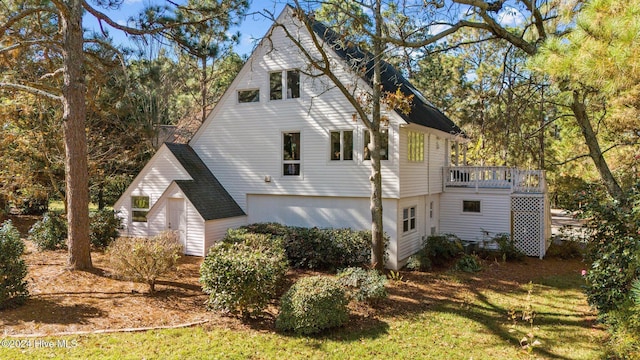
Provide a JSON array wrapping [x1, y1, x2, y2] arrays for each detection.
[[511, 195, 551, 258]]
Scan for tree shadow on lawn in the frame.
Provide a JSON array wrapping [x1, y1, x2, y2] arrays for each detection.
[[1, 297, 106, 327], [369, 264, 598, 359]]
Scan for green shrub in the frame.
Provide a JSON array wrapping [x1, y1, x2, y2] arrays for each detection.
[[276, 276, 349, 334], [107, 231, 183, 293], [424, 234, 464, 266], [238, 224, 382, 270], [580, 184, 640, 313], [90, 209, 123, 249], [454, 254, 482, 273], [546, 238, 584, 259], [28, 212, 67, 250], [404, 253, 432, 271], [337, 267, 387, 302], [200, 231, 288, 317], [0, 220, 29, 309]]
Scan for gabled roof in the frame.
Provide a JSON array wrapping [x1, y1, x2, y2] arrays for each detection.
[[165, 143, 245, 221], [310, 19, 464, 136]]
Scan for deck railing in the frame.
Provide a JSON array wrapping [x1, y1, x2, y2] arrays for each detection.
[[443, 166, 547, 193]]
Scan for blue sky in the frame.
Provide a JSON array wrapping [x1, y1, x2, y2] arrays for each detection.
[[83, 0, 286, 57]]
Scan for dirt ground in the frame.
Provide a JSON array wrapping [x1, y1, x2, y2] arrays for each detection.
[[1, 216, 588, 337]]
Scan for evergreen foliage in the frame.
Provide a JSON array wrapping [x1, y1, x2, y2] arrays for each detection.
[[0, 220, 29, 309]]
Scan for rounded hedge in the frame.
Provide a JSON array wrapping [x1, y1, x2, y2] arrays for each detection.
[[276, 276, 349, 334], [200, 232, 288, 317]]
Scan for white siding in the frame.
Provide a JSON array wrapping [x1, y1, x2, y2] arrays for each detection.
[[396, 194, 442, 261], [247, 194, 401, 269], [145, 183, 205, 256], [114, 146, 191, 237], [190, 9, 401, 214], [439, 188, 512, 243], [204, 216, 248, 254]]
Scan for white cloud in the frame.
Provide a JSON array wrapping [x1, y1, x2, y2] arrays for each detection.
[[498, 6, 526, 26]]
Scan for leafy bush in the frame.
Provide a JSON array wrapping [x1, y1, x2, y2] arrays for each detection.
[[89, 209, 123, 249], [404, 253, 432, 271], [0, 220, 29, 309], [424, 234, 464, 266], [200, 229, 288, 316], [107, 231, 183, 293], [28, 212, 67, 251], [337, 267, 387, 302], [276, 276, 349, 334], [238, 224, 383, 270], [454, 254, 483, 273], [580, 184, 640, 313], [481, 233, 525, 261]]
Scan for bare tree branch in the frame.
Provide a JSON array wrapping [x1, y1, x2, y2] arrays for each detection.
[[0, 7, 58, 38], [0, 82, 62, 102]]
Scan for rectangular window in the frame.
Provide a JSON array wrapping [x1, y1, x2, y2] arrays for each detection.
[[271, 70, 300, 100], [283, 132, 301, 176], [330, 130, 353, 161], [463, 200, 481, 213], [131, 196, 150, 222], [238, 89, 259, 103], [270, 72, 282, 100], [429, 201, 434, 219], [364, 128, 389, 160], [408, 131, 424, 162], [287, 70, 300, 99], [403, 206, 416, 233]]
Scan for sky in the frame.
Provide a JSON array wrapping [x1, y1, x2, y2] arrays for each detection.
[[83, 0, 286, 57]]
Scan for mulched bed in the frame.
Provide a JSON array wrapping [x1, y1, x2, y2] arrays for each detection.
[[1, 217, 588, 337]]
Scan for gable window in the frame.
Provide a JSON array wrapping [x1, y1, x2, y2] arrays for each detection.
[[408, 131, 424, 162], [364, 128, 389, 160], [403, 206, 416, 233], [330, 130, 353, 161], [238, 89, 259, 103], [270, 70, 300, 100], [131, 195, 150, 222], [463, 200, 481, 213], [283, 132, 301, 176]]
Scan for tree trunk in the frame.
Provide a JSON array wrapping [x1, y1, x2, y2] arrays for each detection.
[[61, 0, 92, 270], [370, 0, 385, 271], [570, 90, 624, 202]]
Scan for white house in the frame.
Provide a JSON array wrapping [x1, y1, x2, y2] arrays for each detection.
[[114, 6, 551, 269]]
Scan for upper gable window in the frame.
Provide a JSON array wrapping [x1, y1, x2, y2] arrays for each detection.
[[270, 70, 300, 100], [408, 131, 424, 162], [330, 130, 353, 161], [238, 89, 260, 103], [364, 128, 389, 161]]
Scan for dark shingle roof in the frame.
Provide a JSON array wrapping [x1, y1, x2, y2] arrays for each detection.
[[165, 143, 245, 221], [310, 20, 464, 136]]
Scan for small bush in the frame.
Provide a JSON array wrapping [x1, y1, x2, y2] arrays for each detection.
[[28, 212, 67, 251], [200, 230, 288, 317], [480, 233, 525, 262], [424, 234, 464, 266], [107, 231, 182, 293], [276, 276, 349, 334], [404, 253, 432, 271], [0, 220, 29, 309], [454, 254, 483, 273], [90, 209, 123, 249], [337, 267, 387, 303]]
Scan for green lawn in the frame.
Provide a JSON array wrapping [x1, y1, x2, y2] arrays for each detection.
[[0, 269, 606, 360]]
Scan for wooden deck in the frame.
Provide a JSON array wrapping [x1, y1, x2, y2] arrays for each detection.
[[443, 166, 547, 194]]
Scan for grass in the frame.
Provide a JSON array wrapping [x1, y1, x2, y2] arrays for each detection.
[[0, 270, 605, 360]]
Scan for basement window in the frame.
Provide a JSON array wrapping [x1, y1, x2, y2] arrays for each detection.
[[462, 200, 481, 213]]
